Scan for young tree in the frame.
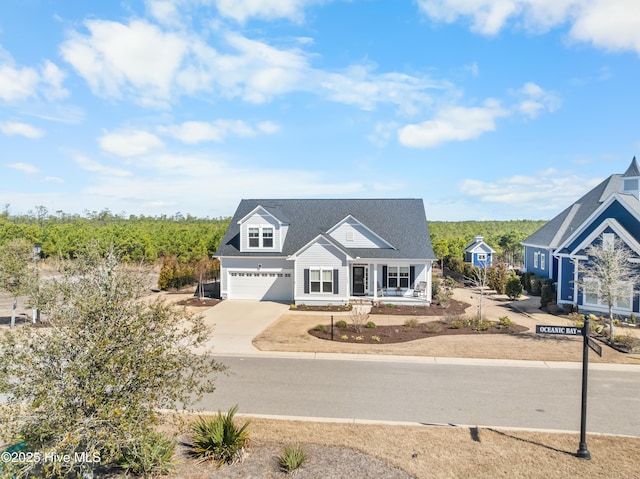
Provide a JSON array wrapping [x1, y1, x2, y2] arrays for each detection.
[[0, 238, 37, 328], [0, 246, 225, 478], [487, 261, 510, 295], [575, 235, 640, 343], [465, 262, 489, 322]]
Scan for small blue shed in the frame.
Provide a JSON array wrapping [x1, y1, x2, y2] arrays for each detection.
[[464, 235, 495, 267]]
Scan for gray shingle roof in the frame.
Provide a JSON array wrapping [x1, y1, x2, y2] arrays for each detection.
[[215, 198, 436, 260], [623, 156, 640, 177], [523, 158, 640, 248]]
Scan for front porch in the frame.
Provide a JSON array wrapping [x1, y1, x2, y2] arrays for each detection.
[[350, 291, 431, 305]]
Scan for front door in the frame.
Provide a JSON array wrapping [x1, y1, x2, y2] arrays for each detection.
[[352, 266, 365, 295]]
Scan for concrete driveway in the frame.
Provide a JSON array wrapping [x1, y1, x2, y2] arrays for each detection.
[[196, 300, 289, 355]]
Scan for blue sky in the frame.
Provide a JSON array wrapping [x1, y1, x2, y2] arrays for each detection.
[[1, 0, 639, 221]]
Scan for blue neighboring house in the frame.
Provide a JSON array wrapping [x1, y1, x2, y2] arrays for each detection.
[[464, 235, 495, 267], [522, 157, 640, 314]]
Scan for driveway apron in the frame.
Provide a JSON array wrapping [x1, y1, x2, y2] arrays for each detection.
[[197, 300, 289, 355]]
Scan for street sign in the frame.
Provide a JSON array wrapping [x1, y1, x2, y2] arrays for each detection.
[[535, 325, 583, 336], [587, 336, 602, 357]]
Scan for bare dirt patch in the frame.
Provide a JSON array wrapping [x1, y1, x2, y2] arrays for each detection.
[[94, 417, 640, 479]]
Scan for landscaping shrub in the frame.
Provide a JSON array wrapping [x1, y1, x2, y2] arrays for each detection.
[[278, 444, 307, 474], [614, 333, 639, 351], [189, 405, 250, 465], [335, 320, 347, 329], [451, 319, 464, 329], [314, 324, 327, 332], [423, 322, 443, 334], [365, 321, 377, 329], [498, 316, 513, 328], [505, 276, 523, 300], [540, 280, 556, 308], [404, 318, 420, 329], [118, 431, 176, 477]]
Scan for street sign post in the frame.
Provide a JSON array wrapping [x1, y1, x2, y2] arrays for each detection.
[[587, 336, 602, 357], [535, 316, 594, 459], [535, 325, 583, 335]]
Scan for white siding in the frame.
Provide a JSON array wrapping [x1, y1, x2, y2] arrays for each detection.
[[329, 218, 391, 249], [239, 211, 284, 252], [295, 238, 348, 305]]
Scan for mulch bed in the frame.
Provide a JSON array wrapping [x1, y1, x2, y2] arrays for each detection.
[[176, 297, 222, 307], [292, 304, 353, 312], [308, 320, 528, 344], [370, 299, 469, 316]]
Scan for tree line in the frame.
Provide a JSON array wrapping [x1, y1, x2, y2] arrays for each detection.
[[429, 219, 547, 267], [0, 206, 230, 263]]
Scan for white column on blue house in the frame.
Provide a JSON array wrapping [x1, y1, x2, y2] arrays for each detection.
[[573, 258, 579, 309]]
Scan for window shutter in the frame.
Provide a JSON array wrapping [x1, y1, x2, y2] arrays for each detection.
[[304, 269, 309, 294], [382, 266, 387, 288], [410, 266, 416, 288], [333, 269, 339, 294]]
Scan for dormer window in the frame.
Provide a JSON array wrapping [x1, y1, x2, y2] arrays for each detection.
[[624, 179, 638, 191], [249, 228, 260, 247], [263, 228, 273, 248], [248, 226, 274, 249]]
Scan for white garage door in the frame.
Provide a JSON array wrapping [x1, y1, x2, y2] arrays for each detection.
[[228, 270, 293, 301]]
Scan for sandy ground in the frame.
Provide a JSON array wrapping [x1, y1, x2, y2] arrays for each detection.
[[253, 288, 640, 364]]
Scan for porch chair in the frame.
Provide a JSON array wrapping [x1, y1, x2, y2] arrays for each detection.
[[413, 281, 427, 297], [376, 281, 385, 297]]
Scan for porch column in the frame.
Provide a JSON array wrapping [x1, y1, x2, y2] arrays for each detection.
[[373, 263, 378, 301], [426, 261, 432, 303], [573, 258, 579, 309]]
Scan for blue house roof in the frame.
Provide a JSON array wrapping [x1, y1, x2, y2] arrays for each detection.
[[522, 157, 640, 249]]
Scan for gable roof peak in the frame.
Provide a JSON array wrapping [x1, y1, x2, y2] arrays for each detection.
[[622, 156, 640, 177]]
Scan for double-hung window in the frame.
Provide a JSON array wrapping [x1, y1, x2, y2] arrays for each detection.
[[388, 266, 409, 288], [310, 268, 333, 293], [248, 227, 260, 248], [262, 228, 273, 248], [248, 226, 274, 248]]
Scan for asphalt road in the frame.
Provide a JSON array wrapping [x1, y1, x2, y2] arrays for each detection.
[[198, 356, 640, 437]]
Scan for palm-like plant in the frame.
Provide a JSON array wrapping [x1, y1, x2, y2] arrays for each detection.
[[189, 405, 250, 465]]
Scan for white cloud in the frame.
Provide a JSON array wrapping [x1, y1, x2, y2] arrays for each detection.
[[59, 18, 447, 113], [76, 153, 366, 217], [73, 154, 132, 177], [6, 162, 40, 174], [459, 169, 603, 212], [257, 121, 281, 134], [0, 62, 39, 102], [398, 99, 508, 148], [515, 82, 561, 118], [0, 47, 69, 103], [41, 60, 69, 100], [367, 121, 399, 147], [158, 119, 280, 144], [214, 0, 319, 22], [43, 176, 64, 184], [98, 130, 165, 157], [318, 64, 446, 115], [60, 20, 188, 106], [0, 122, 45, 139], [417, 0, 640, 54]]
